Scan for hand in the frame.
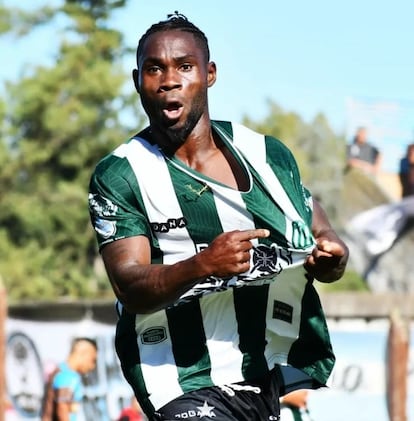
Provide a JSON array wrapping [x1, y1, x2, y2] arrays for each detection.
[[304, 236, 348, 282], [197, 229, 270, 277]]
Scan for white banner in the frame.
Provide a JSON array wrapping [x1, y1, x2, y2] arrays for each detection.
[[5, 316, 414, 421], [5, 316, 133, 421]]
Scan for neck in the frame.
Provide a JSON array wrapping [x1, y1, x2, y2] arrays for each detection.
[[151, 115, 214, 161]]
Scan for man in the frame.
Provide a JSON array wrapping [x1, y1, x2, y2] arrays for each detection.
[[399, 143, 414, 198], [346, 127, 381, 176], [41, 337, 97, 421], [88, 12, 348, 421]]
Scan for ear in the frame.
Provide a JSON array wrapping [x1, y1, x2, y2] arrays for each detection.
[[207, 61, 217, 88], [132, 69, 140, 94]]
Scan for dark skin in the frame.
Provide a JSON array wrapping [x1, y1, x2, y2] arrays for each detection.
[[102, 29, 349, 314]]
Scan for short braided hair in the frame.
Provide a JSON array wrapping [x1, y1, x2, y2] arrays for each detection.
[[136, 12, 210, 65]]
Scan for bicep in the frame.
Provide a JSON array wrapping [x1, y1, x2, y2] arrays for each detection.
[[101, 235, 151, 297]]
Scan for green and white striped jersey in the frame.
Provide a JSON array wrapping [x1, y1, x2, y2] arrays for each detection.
[[89, 121, 335, 415]]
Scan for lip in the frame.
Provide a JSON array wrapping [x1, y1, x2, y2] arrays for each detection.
[[161, 100, 183, 121]]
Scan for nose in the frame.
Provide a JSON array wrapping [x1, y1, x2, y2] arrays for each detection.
[[159, 67, 181, 91]]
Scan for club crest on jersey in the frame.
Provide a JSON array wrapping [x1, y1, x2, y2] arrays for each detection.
[[151, 217, 187, 233]]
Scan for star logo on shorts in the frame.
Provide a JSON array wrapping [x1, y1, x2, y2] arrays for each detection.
[[196, 401, 216, 418]]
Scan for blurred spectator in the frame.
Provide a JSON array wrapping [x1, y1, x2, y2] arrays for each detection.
[[399, 143, 414, 197], [117, 396, 146, 421], [40, 337, 98, 421], [280, 389, 314, 421], [346, 127, 381, 176]]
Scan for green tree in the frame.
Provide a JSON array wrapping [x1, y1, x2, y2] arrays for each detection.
[[0, 0, 145, 301]]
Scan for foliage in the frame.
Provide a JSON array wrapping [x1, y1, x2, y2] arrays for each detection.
[[0, 0, 144, 301], [243, 100, 347, 225], [316, 269, 369, 292]]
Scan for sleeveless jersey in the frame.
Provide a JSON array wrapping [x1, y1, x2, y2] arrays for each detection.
[[88, 121, 335, 416]]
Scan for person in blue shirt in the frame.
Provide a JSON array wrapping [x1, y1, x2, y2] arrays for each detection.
[[41, 337, 97, 421]]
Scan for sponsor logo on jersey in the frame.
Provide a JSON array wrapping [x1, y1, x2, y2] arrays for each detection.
[[88, 193, 118, 216], [151, 217, 187, 233], [140, 327, 167, 345], [88, 194, 119, 239], [272, 300, 293, 323], [93, 217, 117, 239]]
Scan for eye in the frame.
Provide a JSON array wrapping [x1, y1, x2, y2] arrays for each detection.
[[180, 63, 193, 72], [146, 65, 161, 74]]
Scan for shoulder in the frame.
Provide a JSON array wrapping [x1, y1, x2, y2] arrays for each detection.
[[92, 128, 152, 178], [212, 120, 292, 156], [365, 142, 379, 153], [53, 363, 80, 387]]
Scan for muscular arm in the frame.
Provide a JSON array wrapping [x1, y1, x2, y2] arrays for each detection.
[[102, 229, 270, 314], [304, 200, 349, 282]]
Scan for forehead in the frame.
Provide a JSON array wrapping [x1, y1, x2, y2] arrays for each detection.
[[139, 29, 203, 62]]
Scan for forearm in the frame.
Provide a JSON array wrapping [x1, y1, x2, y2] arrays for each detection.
[[107, 254, 209, 314], [307, 200, 349, 282], [103, 229, 269, 314], [55, 403, 71, 421]]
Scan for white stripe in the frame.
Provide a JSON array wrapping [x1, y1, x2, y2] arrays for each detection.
[[211, 185, 256, 233], [135, 312, 184, 409], [229, 123, 306, 245], [265, 266, 311, 382], [200, 289, 245, 384], [114, 138, 196, 264], [210, 185, 259, 274]]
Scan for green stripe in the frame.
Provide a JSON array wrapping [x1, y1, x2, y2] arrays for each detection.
[[264, 135, 312, 227], [212, 120, 234, 139], [287, 281, 335, 385], [169, 165, 223, 245], [115, 310, 154, 417], [244, 173, 290, 248], [166, 299, 214, 392], [233, 285, 270, 379]]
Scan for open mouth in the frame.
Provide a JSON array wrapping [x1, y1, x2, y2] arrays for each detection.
[[162, 101, 183, 120]]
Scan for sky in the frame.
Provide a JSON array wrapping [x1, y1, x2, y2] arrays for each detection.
[[1, 0, 414, 170]]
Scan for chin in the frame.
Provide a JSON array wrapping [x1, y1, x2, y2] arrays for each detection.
[[165, 126, 188, 146]]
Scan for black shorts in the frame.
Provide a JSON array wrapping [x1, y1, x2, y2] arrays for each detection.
[[152, 369, 281, 421]]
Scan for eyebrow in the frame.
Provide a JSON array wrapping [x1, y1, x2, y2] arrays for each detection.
[[142, 53, 198, 64]]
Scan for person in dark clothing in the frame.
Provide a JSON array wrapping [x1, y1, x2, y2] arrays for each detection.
[[399, 143, 414, 198]]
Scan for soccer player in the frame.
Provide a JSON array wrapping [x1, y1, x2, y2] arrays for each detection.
[[88, 12, 348, 421]]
